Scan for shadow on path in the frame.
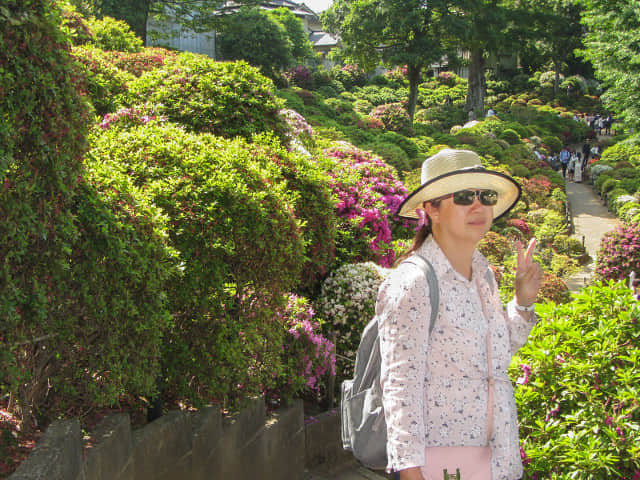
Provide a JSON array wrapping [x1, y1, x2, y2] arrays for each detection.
[[564, 177, 620, 292]]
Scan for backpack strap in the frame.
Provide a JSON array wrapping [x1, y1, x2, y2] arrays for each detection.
[[402, 253, 439, 334]]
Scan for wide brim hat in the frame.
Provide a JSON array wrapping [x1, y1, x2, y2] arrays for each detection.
[[398, 148, 521, 221]]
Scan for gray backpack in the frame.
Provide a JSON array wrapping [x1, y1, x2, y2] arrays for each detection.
[[340, 253, 440, 470]]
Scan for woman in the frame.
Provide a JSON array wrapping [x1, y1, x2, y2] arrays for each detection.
[[377, 149, 542, 480]]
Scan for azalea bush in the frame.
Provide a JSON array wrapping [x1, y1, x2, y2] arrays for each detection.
[[126, 54, 287, 141], [88, 123, 307, 406], [370, 102, 412, 135], [322, 144, 409, 268], [268, 294, 336, 407], [315, 262, 390, 380], [511, 282, 640, 480], [595, 222, 640, 281]]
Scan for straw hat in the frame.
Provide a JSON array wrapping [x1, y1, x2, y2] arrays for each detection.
[[397, 148, 521, 220]]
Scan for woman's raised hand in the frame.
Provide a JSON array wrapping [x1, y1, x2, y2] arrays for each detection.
[[515, 237, 543, 307]]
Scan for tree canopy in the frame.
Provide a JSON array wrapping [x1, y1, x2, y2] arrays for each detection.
[[579, 0, 640, 129], [323, 0, 444, 122]]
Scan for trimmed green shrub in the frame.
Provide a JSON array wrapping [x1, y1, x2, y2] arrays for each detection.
[[513, 282, 640, 479], [126, 54, 287, 141], [89, 123, 308, 406], [499, 128, 522, 144], [353, 85, 402, 106], [618, 202, 640, 222], [72, 46, 133, 115], [600, 142, 640, 167], [367, 141, 411, 174], [378, 131, 419, 158], [87, 16, 143, 52], [541, 135, 563, 154], [601, 178, 621, 196], [0, 0, 173, 428], [370, 102, 412, 135]]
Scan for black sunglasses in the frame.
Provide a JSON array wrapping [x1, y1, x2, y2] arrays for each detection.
[[437, 189, 498, 206]]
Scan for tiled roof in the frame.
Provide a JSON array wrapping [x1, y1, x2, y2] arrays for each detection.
[[309, 31, 338, 47]]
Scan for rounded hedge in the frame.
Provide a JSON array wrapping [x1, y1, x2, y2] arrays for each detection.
[[126, 53, 288, 142], [0, 0, 174, 426], [88, 122, 316, 405]]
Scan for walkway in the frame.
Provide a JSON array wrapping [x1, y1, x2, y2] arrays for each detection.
[[564, 176, 620, 291]]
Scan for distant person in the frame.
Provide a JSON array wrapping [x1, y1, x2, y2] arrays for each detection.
[[559, 147, 571, 179], [468, 108, 476, 122], [487, 107, 496, 117]]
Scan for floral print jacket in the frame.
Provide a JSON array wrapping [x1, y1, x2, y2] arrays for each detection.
[[378, 236, 537, 479]]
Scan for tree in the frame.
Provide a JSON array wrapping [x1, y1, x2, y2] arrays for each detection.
[[518, 0, 586, 94], [217, 6, 294, 76], [437, 0, 519, 115], [268, 7, 314, 63], [579, 0, 640, 131], [323, 0, 444, 123]]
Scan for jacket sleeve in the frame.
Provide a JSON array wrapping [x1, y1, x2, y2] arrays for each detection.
[[377, 264, 431, 472], [504, 298, 538, 355]]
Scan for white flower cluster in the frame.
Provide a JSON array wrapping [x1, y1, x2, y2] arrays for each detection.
[[315, 262, 391, 338], [589, 164, 613, 185]]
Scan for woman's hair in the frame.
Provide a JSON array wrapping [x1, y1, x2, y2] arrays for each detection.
[[394, 199, 439, 266], [394, 224, 432, 266]]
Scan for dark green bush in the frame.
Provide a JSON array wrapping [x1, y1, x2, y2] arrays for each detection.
[[380, 131, 417, 157], [512, 282, 640, 479], [88, 123, 310, 406], [367, 141, 411, 174], [126, 54, 287, 141], [601, 178, 621, 196], [595, 173, 614, 195], [541, 135, 563, 154]]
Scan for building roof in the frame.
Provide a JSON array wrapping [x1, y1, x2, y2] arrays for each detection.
[[309, 31, 338, 47]]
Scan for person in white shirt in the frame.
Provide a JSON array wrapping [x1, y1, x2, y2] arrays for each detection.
[[381, 149, 542, 480]]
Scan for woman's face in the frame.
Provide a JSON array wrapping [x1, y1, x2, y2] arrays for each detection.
[[425, 191, 494, 248]]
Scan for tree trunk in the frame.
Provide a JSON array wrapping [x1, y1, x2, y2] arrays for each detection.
[[465, 48, 486, 116], [406, 64, 421, 125], [553, 59, 560, 96]]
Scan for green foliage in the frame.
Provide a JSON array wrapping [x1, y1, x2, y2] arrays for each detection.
[[499, 128, 522, 145], [217, 7, 294, 76], [267, 7, 314, 62], [580, 0, 640, 131], [71, 46, 133, 115], [89, 123, 308, 406], [366, 141, 411, 174], [512, 282, 640, 479], [126, 53, 287, 141], [600, 142, 640, 167], [87, 16, 143, 52], [0, 0, 173, 425]]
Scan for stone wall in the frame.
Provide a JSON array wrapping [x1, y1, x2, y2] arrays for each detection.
[[9, 398, 345, 480]]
